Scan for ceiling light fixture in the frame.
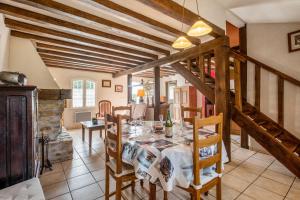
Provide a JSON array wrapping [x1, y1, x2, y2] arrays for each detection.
[[187, 0, 212, 37], [172, 0, 192, 49]]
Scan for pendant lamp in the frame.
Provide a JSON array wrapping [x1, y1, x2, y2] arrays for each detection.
[[172, 0, 192, 49], [187, 0, 212, 37]]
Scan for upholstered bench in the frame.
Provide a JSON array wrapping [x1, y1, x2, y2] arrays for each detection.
[[0, 178, 45, 200]]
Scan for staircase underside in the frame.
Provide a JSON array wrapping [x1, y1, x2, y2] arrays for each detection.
[[172, 61, 300, 178]]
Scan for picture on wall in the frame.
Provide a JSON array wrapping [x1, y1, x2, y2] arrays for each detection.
[[288, 30, 300, 52], [102, 80, 111, 88], [115, 85, 123, 92]]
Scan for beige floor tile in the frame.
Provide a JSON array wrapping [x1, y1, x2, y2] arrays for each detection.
[[92, 169, 106, 181], [286, 186, 300, 199], [43, 181, 69, 200], [251, 152, 275, 162], [122, 187, 143, 200], [224, 162, 237, 174], [170, 187, 190, 200], [253, 177, 290, 196], [228, 166, 259, 183], [244, 185, 284, 200], [232, 148, 255, 161], [71, 183, 103, 200], [245, 157, 273, 168], [222, 174, 251, 192], [50, 193, 72, 200], [292, 178, 300, 189], [86, 159, 106, 171], [78, 149, 99, 158], [268, 161, 295, 177], [68, 173, 96, 191], [99, 176, 116, 194], [236, 194, 254, 200], [62, 159, 85, 170], [64, 165, 89, 179], [82, 155, 103, 164], [156, 190, 178, 200], [40, 171, 66, 187], [239, 162, 266, 175], [42, 163, 63, 176], [210, 185, 240, 200], [261, 169, 295, 186], [134, 180, 161, 199]]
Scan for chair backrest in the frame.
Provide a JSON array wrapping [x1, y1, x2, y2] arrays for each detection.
[[181, 106, 202, 123], [112, 106, 132, 121], [98, 100, 112, 117], [104, 114, 123, 174], [192, 113, 223, 186]]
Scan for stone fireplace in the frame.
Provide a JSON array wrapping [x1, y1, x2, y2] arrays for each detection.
[[38, 89, 73, 162]]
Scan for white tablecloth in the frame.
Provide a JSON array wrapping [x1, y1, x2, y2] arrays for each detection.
[[110, 121, 228, 191]]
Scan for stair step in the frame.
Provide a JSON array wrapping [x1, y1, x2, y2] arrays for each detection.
[[276, 133, 299, 152], [294, 146, 300, 157]]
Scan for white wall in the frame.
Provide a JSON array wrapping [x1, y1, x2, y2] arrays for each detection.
[[8, 36, 59, 88], [247, 23, 300, 150], [0, 14, 10, 71], [49, 67, 142, 129]]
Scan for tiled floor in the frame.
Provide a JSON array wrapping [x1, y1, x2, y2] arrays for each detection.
[[40, 129, 299, 200]]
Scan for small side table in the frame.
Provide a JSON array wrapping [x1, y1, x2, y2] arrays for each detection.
[[80, 120, 106, 146]]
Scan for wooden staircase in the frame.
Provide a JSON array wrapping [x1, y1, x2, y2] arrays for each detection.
[[171, 49, 300, 178]]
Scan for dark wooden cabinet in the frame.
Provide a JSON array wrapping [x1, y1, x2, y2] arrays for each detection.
[[0, 86, 38, 189]]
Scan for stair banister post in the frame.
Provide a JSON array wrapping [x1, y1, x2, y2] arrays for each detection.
[[214, 36, 231, 161], [234, 59, 242, 110]]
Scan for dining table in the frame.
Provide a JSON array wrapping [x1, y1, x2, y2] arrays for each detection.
[[109, 120, 228, 199]]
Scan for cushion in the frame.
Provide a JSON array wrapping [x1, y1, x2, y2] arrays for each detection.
[[0, 178, 45, 200]]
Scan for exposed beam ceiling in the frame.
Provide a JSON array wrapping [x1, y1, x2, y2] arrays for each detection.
[[91, 0, 200, 45], [136, 0, 225, 38]]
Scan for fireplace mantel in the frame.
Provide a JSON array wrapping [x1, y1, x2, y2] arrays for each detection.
[[38, 89, 72, 100]]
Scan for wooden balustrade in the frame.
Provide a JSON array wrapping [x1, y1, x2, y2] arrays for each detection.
[[230, 50, 300, 129]]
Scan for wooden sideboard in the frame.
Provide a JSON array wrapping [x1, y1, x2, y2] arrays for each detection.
[[0, 85, 38, 189]]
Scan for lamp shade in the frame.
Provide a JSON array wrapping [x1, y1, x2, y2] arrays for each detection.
[[172, 36, 192, 49], [137, 89, 145, 97], [187, 20, 212, 37]]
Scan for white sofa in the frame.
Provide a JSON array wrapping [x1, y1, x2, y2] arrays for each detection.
[[0, 178, 45, 200]]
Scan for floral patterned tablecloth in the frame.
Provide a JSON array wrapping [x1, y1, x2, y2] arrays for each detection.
[[113, 121, 228, 191]]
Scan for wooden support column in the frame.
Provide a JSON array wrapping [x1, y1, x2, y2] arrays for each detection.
[[239, 25, 249, 149], [154, 66, 160, 121], [278, 77, 284, 126], [214, 37, 231, 160], [198, 55, 205, 82], [127, 74, 132, 103]]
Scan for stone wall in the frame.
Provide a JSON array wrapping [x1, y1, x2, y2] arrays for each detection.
[[38, 98, 73, 162]]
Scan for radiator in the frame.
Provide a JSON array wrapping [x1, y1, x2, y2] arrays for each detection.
[[75, 111, 91, 123]]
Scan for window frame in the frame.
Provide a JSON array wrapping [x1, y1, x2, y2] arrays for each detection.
[[71, 78, 96, 108]]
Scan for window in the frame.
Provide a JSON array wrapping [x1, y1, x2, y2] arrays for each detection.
[[166, 81, 177, 103], [72, 80, 96, 108], [86, 80, 96, 107], [131, 82, 143, 103]]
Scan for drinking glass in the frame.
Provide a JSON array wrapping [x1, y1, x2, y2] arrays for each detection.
[[159, 114, 164, 124]]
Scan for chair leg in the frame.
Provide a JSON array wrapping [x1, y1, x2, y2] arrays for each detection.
[[140, 180, 144, 188], [105, 166, 110, 200], [195, 190, 201, 200], [216, 179, 221, 200], [190, 193, 194, 200], [131, 179, 135, 192], [115, 177, 122, 200], [163, 191, 168, 200]]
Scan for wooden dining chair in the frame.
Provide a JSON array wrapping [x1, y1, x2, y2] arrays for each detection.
[[177, 113, 223, 200], [96, 100, 111, 119], [112, 105, 132, 121], [104, 114, 137, 200], [181, 106, 202, 123]]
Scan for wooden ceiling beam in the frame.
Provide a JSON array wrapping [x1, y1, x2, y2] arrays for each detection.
[[10, 31, 153, 62], [39, 54, 130, 69], [6, 18, 158, 59], [46, 63, 118, 74], [0, 3, 169, 55], [113, 36, 227, 77], [22, 0, 173, 45], [37, 48, 136, 68], [36, 43, 143, 65], [42, 58, 128, 71], [137, 0, 225, 38], [92, 0, 200, 45], [42, 59, 127, 71]]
